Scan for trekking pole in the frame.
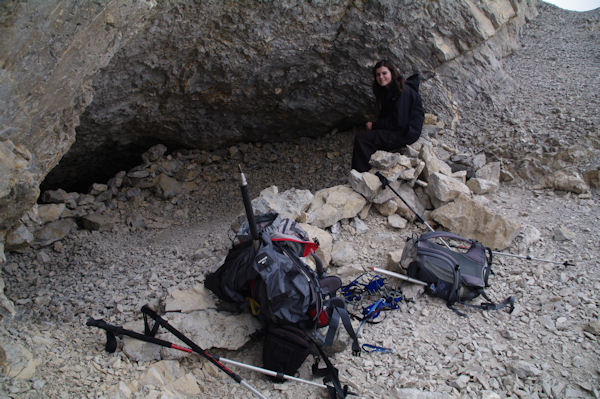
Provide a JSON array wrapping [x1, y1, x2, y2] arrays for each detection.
[[371, 267, 428, 286], [239, 165, 259, 249], [217, 357, 327, 389], [87, 308, 268, 399], [490, 251, 574, 266], [138, 306, 267, 399], [86, 318, 327, 392], [375, 171, 452, 250]]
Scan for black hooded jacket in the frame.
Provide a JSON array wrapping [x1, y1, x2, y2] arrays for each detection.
[[371, 73, 424, 139]]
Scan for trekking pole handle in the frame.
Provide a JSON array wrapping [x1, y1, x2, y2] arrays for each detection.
[[238, 165, 259, 244], [374, 171, 390, 188], [375, 171, 452, 250]]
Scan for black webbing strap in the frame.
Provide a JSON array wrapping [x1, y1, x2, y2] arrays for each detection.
[[323, 297, 361, 356], [485, 246, 494, 287], [143, 312, 160, 337], [446, 264, 461, 310], [458, 291, 515, 313], [308, 336, 351, 399]]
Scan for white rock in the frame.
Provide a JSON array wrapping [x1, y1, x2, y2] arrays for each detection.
[[164, 284, 215, 313], [306, 185, 367, 228], [331, 241, 356, 266], [467, 177, 498, 194], [427, 172, 471, 204], [388, 214, 408, 229], [348, 170, 382, 201]]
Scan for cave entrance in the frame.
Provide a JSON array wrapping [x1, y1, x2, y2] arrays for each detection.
[[39, 138, 175, 195]]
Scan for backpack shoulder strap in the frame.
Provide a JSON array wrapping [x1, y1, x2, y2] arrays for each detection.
[[308, 335, 352, 399], [456, 290, 515, 314], [320, 297, 361, 356]]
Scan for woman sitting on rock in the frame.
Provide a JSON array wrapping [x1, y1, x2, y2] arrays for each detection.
[[351, 60, 425, 173]]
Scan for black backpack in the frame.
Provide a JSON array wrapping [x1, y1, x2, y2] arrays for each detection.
[[403, 231, 514, 315], [204, 214, 359, 395]]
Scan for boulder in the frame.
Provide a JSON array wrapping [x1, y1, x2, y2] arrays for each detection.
[[37, 203, 66, 223], [142, 144, 168, 163], [476, 162, 501, 184], [420, 144, 452, 180], [430, 194, 520, 250], [89, 183, 108, 195], [163, 284, 215, 313], [78, 214, 114, 231], [154, 174, 186, 200], [33, 219, 77, 247], [387, 247, 405, 269], [467, 177, 499, 195], [546, 169, 589, 194], [452, 170, 468, 184], [306, 185, 367, 229], [251, 186, 314, 222], [40, 189, 78, 209], [375, 200, 398, 217], [165, 309, 260, 351], [388, 214, 408, 229], [427, 172, 472, 205], [513, 224, 542, 254], [5, 224, 34, 251], [348, 170, 381, 201], [369, 151, 407, 169], [300, 223, 333, 267]]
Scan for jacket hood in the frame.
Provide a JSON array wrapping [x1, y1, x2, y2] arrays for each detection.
[[405, 73, 421, 91]]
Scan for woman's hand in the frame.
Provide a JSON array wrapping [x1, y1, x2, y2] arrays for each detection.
[[366, 121, 373, 130]]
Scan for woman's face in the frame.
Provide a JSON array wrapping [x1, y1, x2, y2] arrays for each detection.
[[375, 66, 392, 87]]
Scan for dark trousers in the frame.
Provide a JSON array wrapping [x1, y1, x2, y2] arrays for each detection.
[[351, 128, 420, 172]]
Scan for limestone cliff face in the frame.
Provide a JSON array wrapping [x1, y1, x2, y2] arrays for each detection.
[[0, 0, 537, 242], [77, 0, 537, 150], [0, 0, 157, 233]]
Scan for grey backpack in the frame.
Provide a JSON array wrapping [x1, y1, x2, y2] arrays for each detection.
[[403, 231, 514, 315]]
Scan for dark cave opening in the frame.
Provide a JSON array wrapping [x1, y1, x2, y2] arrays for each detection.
[[39, 138, 179, 195]]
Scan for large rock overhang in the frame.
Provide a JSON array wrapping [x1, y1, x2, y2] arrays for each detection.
[[0, 0, 538, 237]]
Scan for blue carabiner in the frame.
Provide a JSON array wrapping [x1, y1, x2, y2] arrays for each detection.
[[363, 298, 384, 320], [362, 344, 393, 354]]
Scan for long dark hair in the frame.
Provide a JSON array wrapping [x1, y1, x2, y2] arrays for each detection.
[[372, 60, 404, 111]]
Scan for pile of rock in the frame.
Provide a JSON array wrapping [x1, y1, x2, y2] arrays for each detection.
[[3, 144, 203, 255], [1, 120, 595, 324], [4, 112, 595, 262], [106, 131, 594, 397], [244, 141, 527, 273]]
